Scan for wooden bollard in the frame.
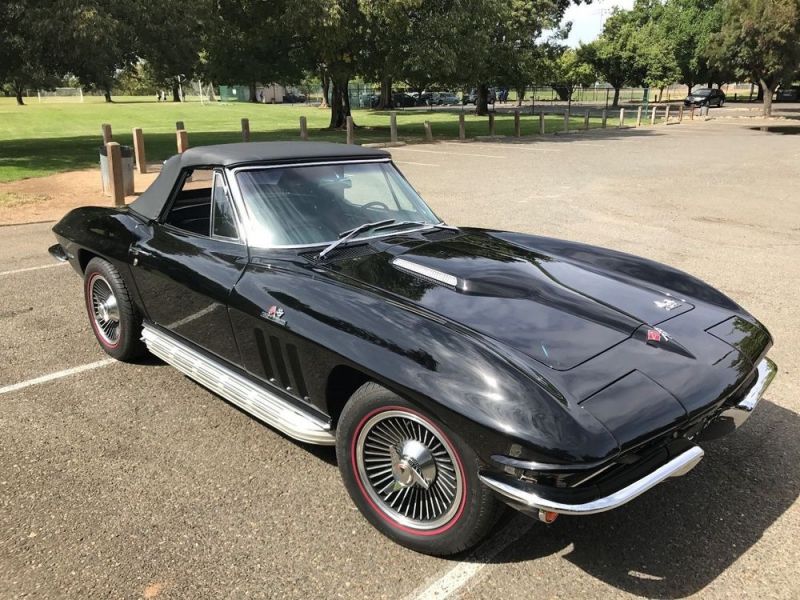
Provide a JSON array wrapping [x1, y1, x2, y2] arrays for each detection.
[[175, 120, 185, 131], [101, 123, 113, 144], [514, 111, 521, 137], [538, 111, 545, 135], [423, 121, 433, 142], [346, 116, 354, 144], [390, 112, 398, 143], [176, 129, 189, 153], [650, 106, 657, 125], [458, 113, 465, 141], [488, 112, 495, 136], [664, 105, 670, 124], [636, 106, 643, 127], [618, 108, 625, 128], [563, 110, 570, 133], [299, 116, 308, 140], [678, 105, 684, 123], [132, 127, 146, 174], [601, 109, 608, 128], [106, 142, 125, 207], [584, 110, 590, 130], [241, 118, 250, 142], [690, 106, 695, 120]]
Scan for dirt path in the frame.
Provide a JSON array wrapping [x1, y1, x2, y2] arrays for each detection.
[[0, 165, 160, 226]]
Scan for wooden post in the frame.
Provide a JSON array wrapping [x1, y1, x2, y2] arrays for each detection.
[[390, 112, 398, 143], [458, 113, 465, 141], [101, 123, 113, 144], [650, 106, 657, 125], [563, 109, 570, 133], [690, 106, 695, 120], [176, 129, 189, 153], [618, 108, 625, 128], [241, 118, 250, 142], [601, 109, 608, 128], [106, 142, 125, 207], [423, 121, 433, 142], [488, 112, 495, 136], [636, 106, 643, 127], [132, 127, 146, 174], [664, 104, 670, 124], [538, 111, 545, 135], [299, 116, 308, 140], [346, 116, 354, 144], [678, 105, 684, 123], [175, 120, 185, 131], [514, 110, 521, 137], [584, 110, 590, 130]]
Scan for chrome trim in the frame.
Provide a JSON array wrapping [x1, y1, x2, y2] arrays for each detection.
[[141, 325, 335, 445], [479, 445, 705, 516], [392, 258, 458, 287], [720, 357, 777, 427], [48, 244, 70, 262]]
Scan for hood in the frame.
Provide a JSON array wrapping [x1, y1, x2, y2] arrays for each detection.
[[323, 231, 696, 371]]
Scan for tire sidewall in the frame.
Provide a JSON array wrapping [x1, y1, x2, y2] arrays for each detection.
[[336, 384, 498, 555]]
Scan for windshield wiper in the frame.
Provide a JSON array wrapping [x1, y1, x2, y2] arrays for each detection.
[[372, 221, 460, 234], [318, 219, 395, 259]]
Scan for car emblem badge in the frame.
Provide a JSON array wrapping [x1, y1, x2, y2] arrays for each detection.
[[261, 305, 286, 325], [654, 298, 681, 311], [646, 329, 662, 344]]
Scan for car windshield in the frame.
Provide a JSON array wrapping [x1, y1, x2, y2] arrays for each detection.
[[692, 89, 711, 96], [236, 162, 440, 247]]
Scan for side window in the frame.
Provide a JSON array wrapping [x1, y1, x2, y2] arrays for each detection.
[[212, 172, 238, 239], [164, 168, 213, 236]]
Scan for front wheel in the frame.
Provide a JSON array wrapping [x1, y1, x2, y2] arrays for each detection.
[[336, 383, 503, 555], [83, 257, 146, 361]]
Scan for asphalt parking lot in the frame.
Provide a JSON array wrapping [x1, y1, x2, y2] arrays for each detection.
[[1, 118, 799, 599]]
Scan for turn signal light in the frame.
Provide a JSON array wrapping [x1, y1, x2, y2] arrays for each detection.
[[538, 510, 559, 524]]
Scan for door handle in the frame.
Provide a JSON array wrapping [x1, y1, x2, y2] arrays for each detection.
[[130, 246, 154, 266]]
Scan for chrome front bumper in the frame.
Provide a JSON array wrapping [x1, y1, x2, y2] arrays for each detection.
[[479, 445, 705, 516], [480, 356, 776, 516]]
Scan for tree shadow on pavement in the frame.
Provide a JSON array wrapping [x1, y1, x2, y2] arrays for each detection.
[[480, 399, 799, 598]]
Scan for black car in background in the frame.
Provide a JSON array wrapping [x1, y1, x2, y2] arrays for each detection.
[[684, 88, 726, 107]]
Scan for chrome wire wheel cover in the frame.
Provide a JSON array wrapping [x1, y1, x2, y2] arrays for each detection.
[[89, 275, 120, 345], [355, 409, 463, 530]]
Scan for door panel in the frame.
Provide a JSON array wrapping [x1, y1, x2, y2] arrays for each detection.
[[130, 225, 247, 364]]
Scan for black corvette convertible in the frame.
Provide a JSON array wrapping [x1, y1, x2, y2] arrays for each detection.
[[50, 142, 776, 555]]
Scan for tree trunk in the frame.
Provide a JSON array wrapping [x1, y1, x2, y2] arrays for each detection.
[[686, 83, 693, 95], [172, 83, 181, 102], [515, 86, 525, 106], [249, 81, 258, 103], [328, 76, 352, 129], [760, 79, 774, 116], [377, 76, 393, 110], [476, 83, 489, 116], [612, 87, 621, 107], [15, 85, 24, 105], [319, 70, 330, 108], [103, 86, 112, 103], [755, 82, 764, 102]]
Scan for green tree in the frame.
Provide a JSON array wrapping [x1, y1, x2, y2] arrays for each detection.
[[710, 0, 800, 115], [547, 47, 595, 101], [661, 0, 722, 93]]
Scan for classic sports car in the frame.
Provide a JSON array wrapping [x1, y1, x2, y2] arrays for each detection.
[[50, 142, 776, 556]]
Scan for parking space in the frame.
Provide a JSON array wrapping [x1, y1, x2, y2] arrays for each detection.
[[1, 119, 798, 598]]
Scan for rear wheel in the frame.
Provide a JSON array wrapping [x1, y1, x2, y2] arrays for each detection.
[[336, 382, 503, 555], [83, 257, 145, 361]]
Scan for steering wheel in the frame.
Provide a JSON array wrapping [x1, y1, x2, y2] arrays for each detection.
[[362, 201, 390, 211]]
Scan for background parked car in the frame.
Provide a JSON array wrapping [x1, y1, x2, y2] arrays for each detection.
[[392, 92, 418, 107], [462, 88, 497, 105], [282, 92, 307, 103], [684, 88, 725, 107]]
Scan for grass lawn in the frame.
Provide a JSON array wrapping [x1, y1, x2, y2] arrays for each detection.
[[0, 96, 639, 182]]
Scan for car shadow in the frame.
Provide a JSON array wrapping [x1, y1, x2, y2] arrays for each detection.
[[474, 399, 799, 598]]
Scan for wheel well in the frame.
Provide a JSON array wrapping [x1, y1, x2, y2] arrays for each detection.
[[77, 249, 99, 273], [326, 365, 371, 426]]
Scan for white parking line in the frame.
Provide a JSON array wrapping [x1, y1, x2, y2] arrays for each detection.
[[0, 262, 67, 277], [395, 161, 441, 167], [392, 147, 505, 159], [0, 359, 116, 395], [409, 514, 536, 600]]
